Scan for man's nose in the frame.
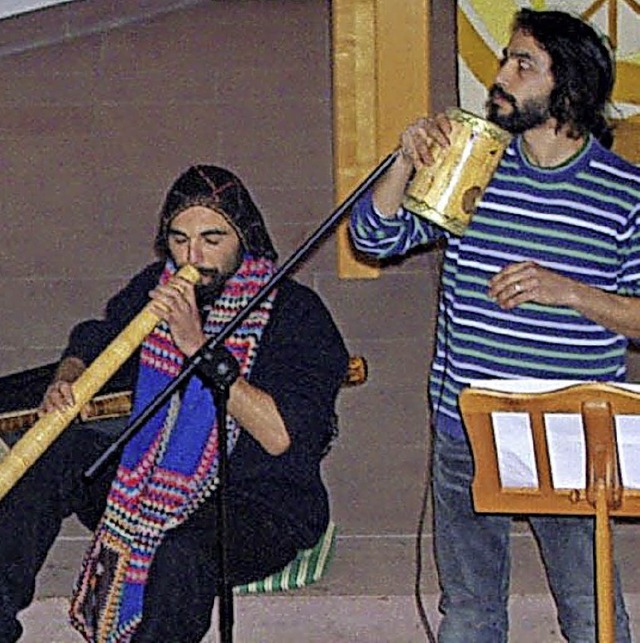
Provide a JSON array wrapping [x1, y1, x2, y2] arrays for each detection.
[[188, 242, 203, 264], [494, 63, 514, 89]]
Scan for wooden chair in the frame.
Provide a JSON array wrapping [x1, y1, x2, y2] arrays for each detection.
[[459, 381, 640, 643]]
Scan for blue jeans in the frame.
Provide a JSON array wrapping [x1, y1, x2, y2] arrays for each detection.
[[432, 430, 632, 642]]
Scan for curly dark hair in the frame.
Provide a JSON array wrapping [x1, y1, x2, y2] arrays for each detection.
[[513, 9, 615, 148]]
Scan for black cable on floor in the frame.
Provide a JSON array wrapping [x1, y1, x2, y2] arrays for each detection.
[[415, 254, 449, 642], [414, 453, 437, 643]]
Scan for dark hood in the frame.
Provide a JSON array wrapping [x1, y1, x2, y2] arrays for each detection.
[[155, 165, 278, 261]]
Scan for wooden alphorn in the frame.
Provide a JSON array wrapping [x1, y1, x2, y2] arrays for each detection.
[[0, 264, 201, 502], [0, 356, 369, 437]]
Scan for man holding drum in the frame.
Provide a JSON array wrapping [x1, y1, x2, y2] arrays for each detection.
[[350, 8, 640, 643], [0, 164, 348, 642]]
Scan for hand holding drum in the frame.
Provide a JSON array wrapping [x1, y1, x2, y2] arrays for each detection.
[[400, 108, 512, 236], [399, 113, 453, 168]]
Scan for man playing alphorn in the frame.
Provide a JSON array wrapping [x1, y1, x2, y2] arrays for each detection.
[[0, 164, 348, 642]]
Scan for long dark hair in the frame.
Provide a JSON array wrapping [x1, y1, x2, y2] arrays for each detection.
[[513, 9, 615, 148]]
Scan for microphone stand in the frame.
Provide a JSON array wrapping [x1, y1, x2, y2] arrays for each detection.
[[197, 347, 240, 643], [84, 150, 398, 642]]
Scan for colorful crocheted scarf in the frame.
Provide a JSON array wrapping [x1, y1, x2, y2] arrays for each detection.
[[70, 256, 277, 642]]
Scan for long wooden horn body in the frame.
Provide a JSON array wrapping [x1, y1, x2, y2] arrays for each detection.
[[0, 264, 201, 503], [0, 355, 369, 438]]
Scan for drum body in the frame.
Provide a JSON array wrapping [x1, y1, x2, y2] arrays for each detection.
[[402, 108, 511, 236]]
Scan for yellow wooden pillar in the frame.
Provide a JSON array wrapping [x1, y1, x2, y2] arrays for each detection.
[[332, 0, 431, 278], [612, 67, 640, 163], [612, 115, 640, 163]]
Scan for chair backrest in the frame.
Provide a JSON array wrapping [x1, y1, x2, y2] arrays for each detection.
[[458, 381, 640, 517]]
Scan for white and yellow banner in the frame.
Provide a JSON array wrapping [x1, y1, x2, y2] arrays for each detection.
[[457, 0, 640, 161]]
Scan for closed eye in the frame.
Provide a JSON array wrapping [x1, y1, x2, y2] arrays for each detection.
[[168, 228, 229, 246], [203, 234, 223, 246], [168, 232, 188, 245]]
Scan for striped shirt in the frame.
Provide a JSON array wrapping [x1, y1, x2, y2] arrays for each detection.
[[350, 135, 640, 439]]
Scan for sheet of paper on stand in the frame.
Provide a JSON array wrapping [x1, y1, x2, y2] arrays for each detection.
[[468, 379, 640, 490]]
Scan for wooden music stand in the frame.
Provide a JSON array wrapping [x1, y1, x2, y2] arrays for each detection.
[[459, 381, 640, 643]]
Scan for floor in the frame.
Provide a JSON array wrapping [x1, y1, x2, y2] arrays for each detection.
[[20, 593, 640, 642], [16, 519, 640, 642], [16, 594, 588, 642]]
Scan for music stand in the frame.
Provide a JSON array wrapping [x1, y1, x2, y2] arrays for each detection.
[[459, 381, 640, 643]]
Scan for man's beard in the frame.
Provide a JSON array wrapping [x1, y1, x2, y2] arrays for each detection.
[[194, 271, 227, 311], [486, 84, 551, 134]]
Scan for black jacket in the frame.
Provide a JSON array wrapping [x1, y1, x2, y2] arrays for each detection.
[[62, 262, 349, 546]]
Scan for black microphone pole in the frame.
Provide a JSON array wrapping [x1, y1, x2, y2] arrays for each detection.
[[83, 149, 398, 643], [195, 347, 240, 643]]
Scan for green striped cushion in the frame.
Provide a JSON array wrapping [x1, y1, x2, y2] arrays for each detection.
[[234, 520, 337, 594]]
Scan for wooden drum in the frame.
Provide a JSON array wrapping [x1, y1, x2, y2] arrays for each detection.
[[402, 107, 511, 236]]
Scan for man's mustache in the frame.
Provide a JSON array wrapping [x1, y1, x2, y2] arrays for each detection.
[[195, 266, 221, 279], [488, 84, 517, 108]]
